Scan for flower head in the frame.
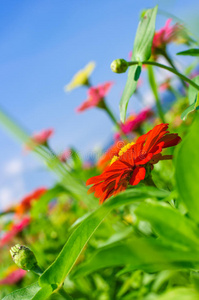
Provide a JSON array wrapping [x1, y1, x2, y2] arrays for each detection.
[[15, 188, 47, 216], [87, 123, 181, 203], [0, 266, 26, 285], [97, 141, 126, 170], [65, 62, 95, 92], [25, 128, 54, 150], [115, 108, 153, 139], [59, 149, 71, 163], [76, 81, 114, 112], [0, 217, 31, 247], [152, 19, 187, 55]]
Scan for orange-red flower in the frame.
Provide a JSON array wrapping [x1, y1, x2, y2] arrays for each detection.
[[87, 124, 181, 203], [15, 188, 47, 216], [97, 141, 126, 171]]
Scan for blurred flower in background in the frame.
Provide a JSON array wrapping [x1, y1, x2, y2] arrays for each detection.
[[76, 81, 114, 112], [64, 61, 96, 91], [0, 266, 26, 285]]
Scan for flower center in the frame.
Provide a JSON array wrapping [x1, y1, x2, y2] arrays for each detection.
[[110, 142, 135, 165]]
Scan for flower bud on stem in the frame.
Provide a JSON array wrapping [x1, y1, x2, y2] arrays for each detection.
[[10, 244, 43, 276]]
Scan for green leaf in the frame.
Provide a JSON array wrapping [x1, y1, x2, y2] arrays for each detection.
[[181, 76, 199, 120], [2, 282, 41, 300], [71, 237, 199, 279], [119, 5, 158, 122], [157, 287, 199, 300], [133, 6, 158, 62], [177, 48, 199, 56], [32, 286, 53, 300], [135, 201, 199, 250], [39, 187, 168, 287], [176, 113, 199, 222]]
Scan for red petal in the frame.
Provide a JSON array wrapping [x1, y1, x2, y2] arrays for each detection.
[[129, 166, 146, 186]]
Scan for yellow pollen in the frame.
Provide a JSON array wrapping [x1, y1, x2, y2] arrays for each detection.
[[110, 142, 135, 165]]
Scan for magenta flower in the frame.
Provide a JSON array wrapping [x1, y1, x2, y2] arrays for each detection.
[[0, 267, 26, 285], [0, 217, 31, 247], [152, 19, 183, 55], [76, 81, 114, 112], [115, 108, 153, 139]]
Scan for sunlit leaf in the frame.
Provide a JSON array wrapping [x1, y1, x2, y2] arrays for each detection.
[[119, 5, 158, 122], [181, 76, 199, 120], [135, 201, 199, 250], [39, 187, 168, 287], [176, 113, 199, 222], [2, 282, 41, 300]]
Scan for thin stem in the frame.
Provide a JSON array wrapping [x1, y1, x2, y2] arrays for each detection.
[[31, 264, 44, 276], [144, 175, 157, 187], [161, 50, 187, 88], [128, 61, 199, 91], [102, 102, 129, 142], [147, 65, 165, 123]]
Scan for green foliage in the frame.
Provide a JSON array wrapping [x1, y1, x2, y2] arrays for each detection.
[[119, 6, 158, 122], [177, 48, 199, 56], [176, 112, 199, 222], [181, 76, 199, 120], [2, 283, 41, 300]]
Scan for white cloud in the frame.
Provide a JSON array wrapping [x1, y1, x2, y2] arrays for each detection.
[[4, 158, 24, 177]]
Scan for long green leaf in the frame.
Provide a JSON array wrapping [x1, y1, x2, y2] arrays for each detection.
[[135, 201, 199, 250], [2, 282, 41, 300], [119, 6, 158, 122], [71, 237, 199, 279], [31, 286, 53, 300], [175, 112, 199, 222], [39, 187, 168, 287], [177, 48, 199, 56]]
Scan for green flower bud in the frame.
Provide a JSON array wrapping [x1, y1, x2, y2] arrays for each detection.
[[10, 244, 38, 271], [110, 59, 129, 73]]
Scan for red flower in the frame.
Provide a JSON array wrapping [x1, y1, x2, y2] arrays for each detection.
[[97, 141, 126, 171], [76, 81, 113, 112], [15, 188, 47, 216], [87, 123, 181, 203]]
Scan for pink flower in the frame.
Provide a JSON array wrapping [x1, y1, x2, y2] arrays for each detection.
[[152, 19, 182, 54], [0, 217, 31, 247], [76, 82, 114, 112], [25, 128, 54, 150], [32, 128, 54, 145], [0, 267, 26, 285], [116, 108, 153, 138], [59, 149, 71, 163]]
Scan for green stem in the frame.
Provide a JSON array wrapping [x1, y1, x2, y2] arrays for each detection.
[[102, 102, 129, 141], [58, 287, 73, 300], [161, 50, 187, 88], [31, 264, 44, 276], [144, 175, 157, 187], [147, 65, 165, 123], [128, 61, 199, 91]]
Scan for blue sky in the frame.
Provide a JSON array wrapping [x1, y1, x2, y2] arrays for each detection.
[[0, 0, 199, 209]]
